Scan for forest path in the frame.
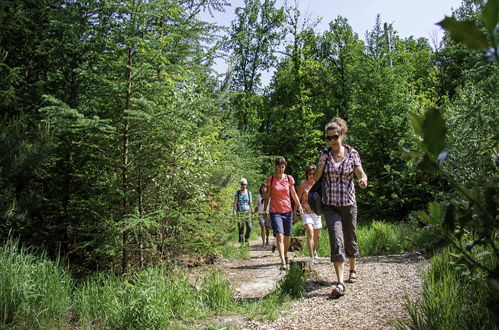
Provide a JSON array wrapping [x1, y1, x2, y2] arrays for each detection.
[[211, 237, 427, 329]]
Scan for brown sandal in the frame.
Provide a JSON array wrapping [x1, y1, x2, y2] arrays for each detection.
[[329, 282, 346, 298]]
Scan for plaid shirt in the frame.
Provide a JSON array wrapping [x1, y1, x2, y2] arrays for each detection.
[[320, 145, 361, 206]]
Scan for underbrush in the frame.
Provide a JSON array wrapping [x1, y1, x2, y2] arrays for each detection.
[[297, 219, 430, 258], [395, 248, 496, 329], [0, 238, 295, 328], [0, 239, 72, 328]]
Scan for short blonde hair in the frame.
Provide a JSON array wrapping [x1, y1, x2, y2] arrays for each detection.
[[325, 117, 348, 135], [240, 178, 248, 185]]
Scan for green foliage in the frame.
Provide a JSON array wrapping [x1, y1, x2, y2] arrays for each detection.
[[199, 270, 236, 312], [0, 238, 71, 328], [276, 262, 306, 299], [438, 17, 490, 49], [0, 238, 292, 328], [395, 249, 496, 329], [217, 244, 251, 259], [227, 0, 285, 94], [297, 219, 428, 259], [438, 0, 498, 61], [404, 2, 499, 317]]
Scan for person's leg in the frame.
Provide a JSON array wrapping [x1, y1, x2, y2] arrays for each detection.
[[265, 225, 270, 245], [312, 214, 322, 257], [259, 221, 266, 245], [325, 206, 346, 265], [313, 228, 321, 254], [282, 212, 293, 261], [339, 205, 358, 270], [301, 213, 314, 258], [349, 257, 356, 271], [325, 206, 346, 295], [245, 217, 252, 243], [304, 223, 314, 258], [276, 233, 286, 265], [271, 213, 286, 266], [333, 261, 345, 283], [237, 219, 244, 243]]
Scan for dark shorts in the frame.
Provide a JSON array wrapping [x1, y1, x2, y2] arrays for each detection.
[[270, 212, 293, 236]]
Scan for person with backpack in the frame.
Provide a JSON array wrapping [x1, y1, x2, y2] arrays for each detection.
[[263, 157, 303, 270], [254, 183, 271, 246], [295, 164, 322, 263], [233, 178, 254, 245], [314, 117, 368, 298]]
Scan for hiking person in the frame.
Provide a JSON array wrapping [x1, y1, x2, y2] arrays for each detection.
[[263, 157, 303, 270], [295, 164, 322, 263], [314, 117, 368, 298], [233, 178, 253, 245], [255, 183, 271, 246]]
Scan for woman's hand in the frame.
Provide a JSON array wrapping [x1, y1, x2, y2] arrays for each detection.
[[319, 154, 328, 166], [358, 177, 368, 189]]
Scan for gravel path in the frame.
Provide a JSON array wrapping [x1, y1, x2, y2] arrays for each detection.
[[217, 238, 427, 329]]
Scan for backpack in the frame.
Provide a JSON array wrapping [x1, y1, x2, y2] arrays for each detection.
[[236, 190, 251, 212], [307, 178, 324, 215]]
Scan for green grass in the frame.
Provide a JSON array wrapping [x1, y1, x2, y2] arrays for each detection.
[[0, 238, 72, 328], [297, 219, 430, 258], [395, 248, 496, 330], [0, 237, 291, 328], [276, 262, 306, 299], [216, 244, 250, 259]]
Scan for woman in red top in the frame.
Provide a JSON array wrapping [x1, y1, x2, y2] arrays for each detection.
[[264, 157, 303, 270]]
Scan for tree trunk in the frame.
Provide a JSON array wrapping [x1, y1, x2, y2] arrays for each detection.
[[122, 46, 133, 274]]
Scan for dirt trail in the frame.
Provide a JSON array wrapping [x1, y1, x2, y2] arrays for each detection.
[[214, 237, 427, 329]]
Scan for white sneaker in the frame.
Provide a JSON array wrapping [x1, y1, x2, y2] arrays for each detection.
[[313, 250, 318, 259]]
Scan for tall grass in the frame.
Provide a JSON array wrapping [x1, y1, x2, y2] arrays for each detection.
[[276, 262, 306, 299], [73, 267, 239, 328], [299, 219, 428, 258], [216, 244, 250, 259], [395, 249, 495, 329], [0, 238, 72, 328], [0, 238, 289, 328]]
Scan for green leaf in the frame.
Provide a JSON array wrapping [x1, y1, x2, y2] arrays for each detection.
[[422, 108, 447, 156], [414, 210, 437, 225], [442, 202, 456, 233], [482, 0, 499, 34], [428, 202, 442, 222], [409, 113, 423, 137], [437, 17, 490, 49], [416, 154, 439, 172]]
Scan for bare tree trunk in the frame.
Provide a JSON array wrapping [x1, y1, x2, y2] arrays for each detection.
[[137, 143, 144, 269], [122, 46, 133, 274], [384, 23, 393, 68]]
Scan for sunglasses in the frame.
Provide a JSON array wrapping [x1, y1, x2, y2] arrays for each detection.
[[241, 183, 247, 186], [326, 135, 340, 141]]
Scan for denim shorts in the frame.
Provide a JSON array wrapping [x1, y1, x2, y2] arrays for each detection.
[[270, 212, 293, 236]]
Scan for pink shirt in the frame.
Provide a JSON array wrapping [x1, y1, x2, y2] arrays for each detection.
[[267, 175, 295, 213]]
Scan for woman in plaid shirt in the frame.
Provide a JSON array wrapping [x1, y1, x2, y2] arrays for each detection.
[[314, 117, 368, 298]]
